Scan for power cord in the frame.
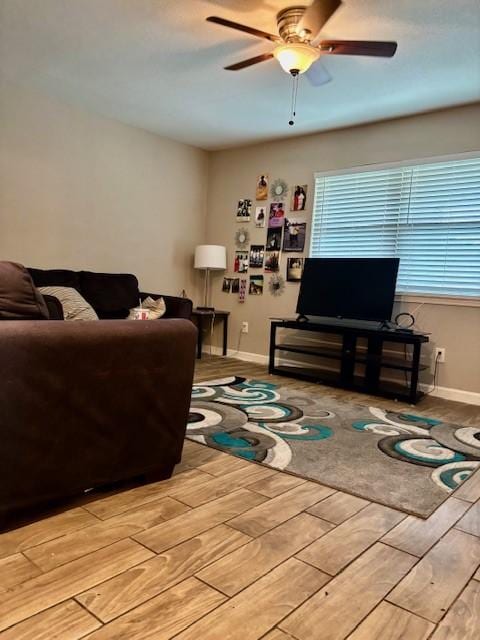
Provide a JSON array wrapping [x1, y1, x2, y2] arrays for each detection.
[[403, 342, 409, 387], [409, 302, 425, 327], [394, 312, 415, 330], [209, 310, 216, 356], [395, 302, 425, 331], [403, 340, 439, 396], [424, 350, 441, 396], [227, 326, 244, 358]]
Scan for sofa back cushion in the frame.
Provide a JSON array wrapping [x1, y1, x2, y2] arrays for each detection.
[[28, 267, 81, 291], [0, 261, 49, 320], [80, 271, 140, 319]]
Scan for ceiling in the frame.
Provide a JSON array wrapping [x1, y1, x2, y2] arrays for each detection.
[[1, 0, 479, 149]]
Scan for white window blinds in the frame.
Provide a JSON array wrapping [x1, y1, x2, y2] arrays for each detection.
[[311, 156, 480, 297]]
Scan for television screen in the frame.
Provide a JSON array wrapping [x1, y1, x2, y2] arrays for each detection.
[[296, 258, 400, 322]]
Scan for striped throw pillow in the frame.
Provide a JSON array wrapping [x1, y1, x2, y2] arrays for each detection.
[[38, 286, 98, 321]]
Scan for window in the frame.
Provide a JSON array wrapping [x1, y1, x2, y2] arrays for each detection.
[[311, 155, 480, 298]]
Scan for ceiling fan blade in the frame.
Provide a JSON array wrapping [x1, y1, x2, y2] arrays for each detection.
[[305, 61, 332, 86], [297, 0, 342, 40], [225, 53, 274, 71], [319, 40, 398, 57], [206, 16, 281, 43]]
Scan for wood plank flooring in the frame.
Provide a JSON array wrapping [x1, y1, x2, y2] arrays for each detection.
[[0, 354, 479, 639]]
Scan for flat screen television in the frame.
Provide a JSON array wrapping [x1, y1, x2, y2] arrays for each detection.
[[296, 258, 400, 322]]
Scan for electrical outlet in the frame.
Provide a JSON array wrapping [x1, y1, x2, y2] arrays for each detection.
[[241, 321, 249, 334], [435, 347, 446, 363]]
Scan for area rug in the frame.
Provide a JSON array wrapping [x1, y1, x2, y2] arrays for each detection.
[[187, 377, 480, 518]]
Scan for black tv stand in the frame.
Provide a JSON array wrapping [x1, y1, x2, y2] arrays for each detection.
[[269, 318, 429, 404]]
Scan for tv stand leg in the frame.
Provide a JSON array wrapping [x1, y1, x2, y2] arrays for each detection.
[[269, 323, 277, 374], [366, 337, 382, 392], [340, 334, 356, 387], [409, 342, 421, 403]]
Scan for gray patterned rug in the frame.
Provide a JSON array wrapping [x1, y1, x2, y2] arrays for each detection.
[[187, 377, 480, 517]]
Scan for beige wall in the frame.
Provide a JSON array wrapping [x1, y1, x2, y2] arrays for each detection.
[[0, 78, 208, 297], [206, 105, 480, 395]]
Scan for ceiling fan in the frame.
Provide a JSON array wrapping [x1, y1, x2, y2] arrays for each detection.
[[206, 0, 397, 89]]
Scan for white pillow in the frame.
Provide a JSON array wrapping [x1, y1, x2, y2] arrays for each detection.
[[38, 286, 98, 321], [128, 296, 166, 320]]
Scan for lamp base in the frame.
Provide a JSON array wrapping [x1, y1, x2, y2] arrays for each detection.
[[197, 306, 216, 312]]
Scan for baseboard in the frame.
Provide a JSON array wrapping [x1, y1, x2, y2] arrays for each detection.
[[202, 346, 480, 406], [418, 384, 480, 405], [204, 345, 268, 365]]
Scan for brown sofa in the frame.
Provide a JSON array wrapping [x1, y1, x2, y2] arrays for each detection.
[[27, 266, 193, 320], [0, 262, 197, 526]]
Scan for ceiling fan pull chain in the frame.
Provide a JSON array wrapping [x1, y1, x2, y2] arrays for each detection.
[[289, 71, 299, 126]]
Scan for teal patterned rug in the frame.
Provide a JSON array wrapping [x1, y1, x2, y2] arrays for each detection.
[[187, 377, 480, 517]]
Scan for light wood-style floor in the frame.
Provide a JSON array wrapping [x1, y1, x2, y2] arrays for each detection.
[[0, 355, 479, 639]]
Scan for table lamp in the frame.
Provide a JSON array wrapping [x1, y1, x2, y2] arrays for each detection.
[[194, 245, 226, 311]]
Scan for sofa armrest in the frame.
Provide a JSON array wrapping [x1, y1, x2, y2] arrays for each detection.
[[0, 319, 197, 519], [140, 292, 193, 320]]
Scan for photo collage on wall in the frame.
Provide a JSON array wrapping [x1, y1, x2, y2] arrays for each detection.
[[255, 206, 266, 227], [236, 199, 252, 222], [268, 202, 285, 228], [249, 275, 263, 295], [224, 176, 307, 299], [291, 185, 307, 211], [222, 277, 240, 293], [234, 250, 249, 273], [283, 219, 306, 252], [287, 257, 305, 281], [249, 245, 264, 268]]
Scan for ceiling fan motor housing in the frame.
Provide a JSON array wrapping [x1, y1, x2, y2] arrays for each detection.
[[277, 6, 309, 43], [275, 6, 320, 75]]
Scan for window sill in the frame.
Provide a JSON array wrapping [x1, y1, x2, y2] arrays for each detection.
[[395, 294, 480, 308]]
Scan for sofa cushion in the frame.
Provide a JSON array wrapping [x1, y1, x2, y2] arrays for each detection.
[[38, 286, 98, 321], [80, 271, 139, 319], [28, 267, 81, 290], [0, 261, 49, 320]]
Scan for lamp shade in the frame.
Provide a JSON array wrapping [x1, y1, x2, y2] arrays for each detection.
[[273, 43, 320, 74], [194, 245, 226, 270]]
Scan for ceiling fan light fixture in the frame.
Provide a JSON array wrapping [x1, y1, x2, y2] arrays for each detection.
[[273, 43, 320, 74]]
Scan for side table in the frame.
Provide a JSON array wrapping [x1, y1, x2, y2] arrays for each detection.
[[191, 309, 230, 359]]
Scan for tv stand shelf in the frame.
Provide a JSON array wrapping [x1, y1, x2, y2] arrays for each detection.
[[269, 319, 429, 404]]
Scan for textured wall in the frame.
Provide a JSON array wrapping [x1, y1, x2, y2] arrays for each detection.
[[0, 78, 208, 297], [206, 105, 480, 395]]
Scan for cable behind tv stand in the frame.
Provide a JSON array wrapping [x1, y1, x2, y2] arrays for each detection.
[[269, 318, 429, 404]]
